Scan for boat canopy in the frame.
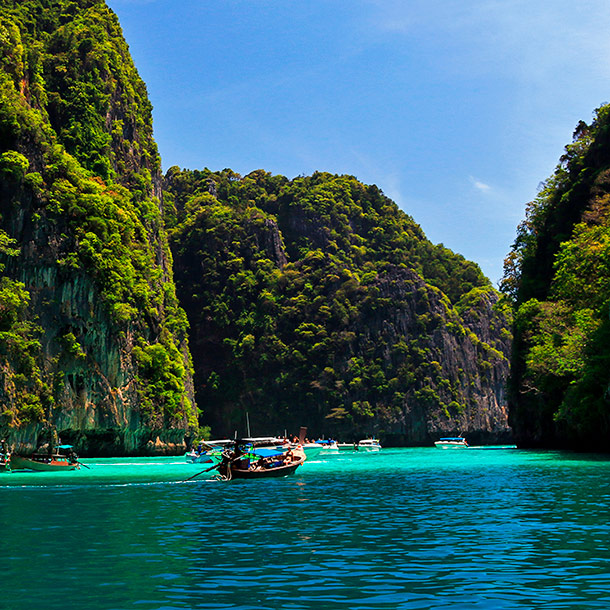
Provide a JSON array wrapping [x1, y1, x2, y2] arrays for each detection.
[[250, 448, 285, 458], [439, 437, 465, 441]]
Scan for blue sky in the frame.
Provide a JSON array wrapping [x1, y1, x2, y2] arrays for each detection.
[[108, 0, 610, 285]]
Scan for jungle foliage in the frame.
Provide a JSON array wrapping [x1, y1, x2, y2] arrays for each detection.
[[0, 0, 509, 445], [0, 0, 197, 432], [165, 167, 507, 438], [502, 104, 610, 449]]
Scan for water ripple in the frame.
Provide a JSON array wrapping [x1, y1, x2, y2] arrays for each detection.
[[2, 449, 610, 609]]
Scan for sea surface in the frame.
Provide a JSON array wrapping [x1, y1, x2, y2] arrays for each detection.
[[1, 447, 610, 610]]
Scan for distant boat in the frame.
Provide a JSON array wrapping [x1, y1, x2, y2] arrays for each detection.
[[292, 439, 338, 458], [337, 442, 358, 451], [358, 438, 382, 451], [315, 439, 339, 454], [10, 446, 80, 471], [185, 439, 231, 464], [435, 437, 468, 449]]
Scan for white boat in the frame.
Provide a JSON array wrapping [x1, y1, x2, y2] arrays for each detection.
[[337, 442, 358, 451], [316, 439, 339, 454], [287, 440, 337, 459], [434, 437, 468, 449], [357, 438, 382, 451]]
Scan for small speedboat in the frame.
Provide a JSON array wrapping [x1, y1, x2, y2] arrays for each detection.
[[316, 439, 339, 454], [435, 437, 468, 449], [357, 438, 382, 451]]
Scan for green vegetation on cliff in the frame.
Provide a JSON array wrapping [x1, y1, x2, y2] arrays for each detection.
[[166, 168, 511, 441], [0, 0, 197, 450], [502, 104, 610, 449], [0, 0, 511, 450]]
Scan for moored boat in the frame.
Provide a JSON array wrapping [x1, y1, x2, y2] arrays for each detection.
[[317, 439, 339, 453], [10, 450, 80, 471], [358, 438, 382, 451], [301, 439, 338, 457], [434, 437, 468, 449]]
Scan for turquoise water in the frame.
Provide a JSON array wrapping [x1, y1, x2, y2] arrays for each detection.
[[1, 447, 610, 609]]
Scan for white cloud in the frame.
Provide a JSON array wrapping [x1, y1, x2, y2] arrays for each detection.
[[470, 176, 491, 193]]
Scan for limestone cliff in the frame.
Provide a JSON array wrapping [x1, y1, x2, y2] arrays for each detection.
[[0, 0, 197, 455], [165, 168, 512, 444], [366, 267, 511, 445]]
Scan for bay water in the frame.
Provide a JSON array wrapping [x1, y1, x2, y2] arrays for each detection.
[[1, 447, 610, 609]]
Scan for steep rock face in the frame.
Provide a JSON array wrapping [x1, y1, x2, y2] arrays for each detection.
[[503, 106, 610, 451], [0, 1, 197, 455], [369, 269, 511, 445], [166, 168, 512, 444]]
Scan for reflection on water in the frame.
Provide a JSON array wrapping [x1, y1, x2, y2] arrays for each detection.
[[1, 449, 610, 609]]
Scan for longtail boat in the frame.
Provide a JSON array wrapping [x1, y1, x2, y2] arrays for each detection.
[[215, 440, 306, 480], [10, 445, 80, 471], [218, 453, 305, 479], [10, 454, 80, 471]]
